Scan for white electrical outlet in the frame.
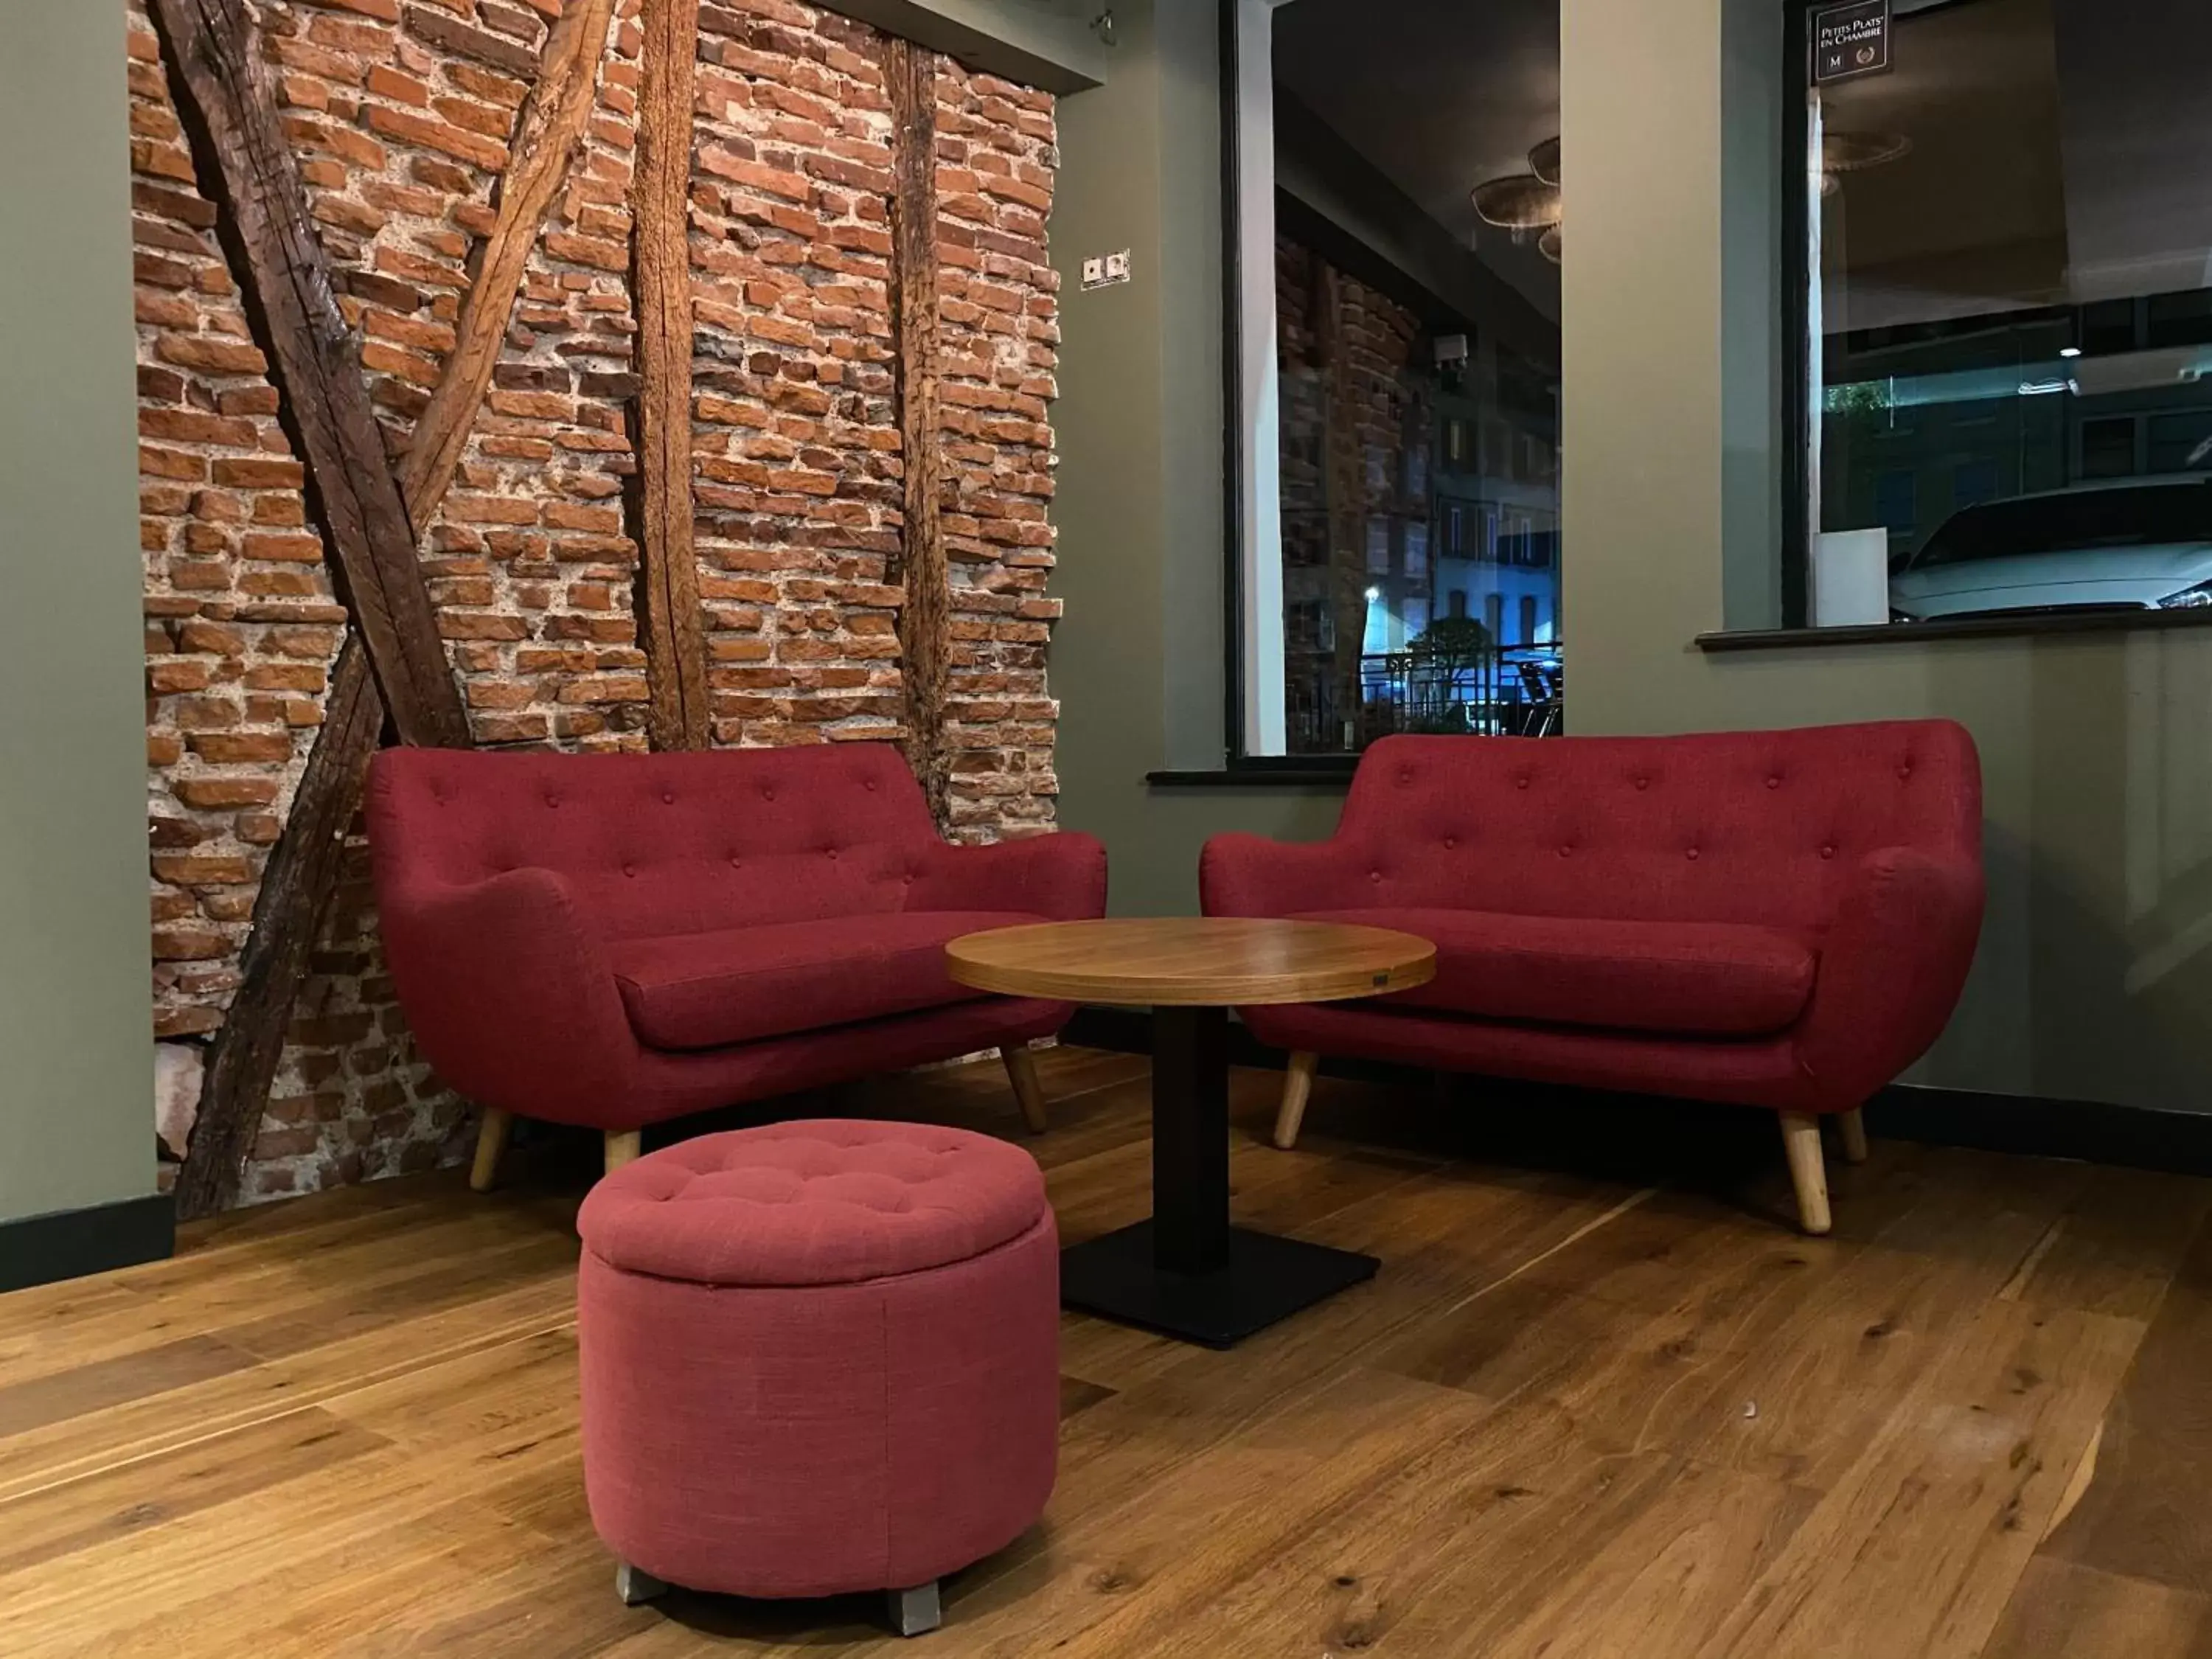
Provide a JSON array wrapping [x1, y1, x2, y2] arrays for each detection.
[[1081, 250, 1133, 291]]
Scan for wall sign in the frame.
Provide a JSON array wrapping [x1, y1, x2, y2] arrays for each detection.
[[1813, 0, 1891, 84]]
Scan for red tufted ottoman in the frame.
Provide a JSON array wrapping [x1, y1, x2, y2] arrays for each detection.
[[575, 1120, 1058, 1636]]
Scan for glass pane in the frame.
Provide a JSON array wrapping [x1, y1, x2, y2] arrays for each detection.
[[1247, 0, 1562, 754], [1805, 0, 2212, 626]]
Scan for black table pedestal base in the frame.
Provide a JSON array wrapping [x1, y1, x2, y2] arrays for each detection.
[[1060, 1220, 1380, 1349], [1057, 1003, 1382, 1348]]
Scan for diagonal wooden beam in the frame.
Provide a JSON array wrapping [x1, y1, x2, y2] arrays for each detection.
[[631, 0, 711, 751], [400, 0, 617, 525], [883, 36, 948, 822], [164, 7, 616, 1214], [147, 0, 469, 750], [173, 639, 383, 1219]]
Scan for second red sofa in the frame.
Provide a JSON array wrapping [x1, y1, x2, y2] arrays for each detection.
[[1202, 720, 1984, 1234]]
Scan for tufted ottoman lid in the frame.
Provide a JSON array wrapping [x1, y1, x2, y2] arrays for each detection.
[[577, 1120, 1048, 1287]]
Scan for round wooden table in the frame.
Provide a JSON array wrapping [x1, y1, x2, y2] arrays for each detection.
[[947, 917, 1436, 1348]]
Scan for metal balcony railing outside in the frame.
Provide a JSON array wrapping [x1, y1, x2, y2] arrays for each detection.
[[1284, 644, 1563, 754]]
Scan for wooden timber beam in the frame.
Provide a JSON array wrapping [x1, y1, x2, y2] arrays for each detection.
[[630, 0, 711, 751], [165, 4, 612, 1214], [400, 0, 617, 524], [883, 35, 949, 823], [147, 0, 469, 750], [172, 640, 382, 1218]]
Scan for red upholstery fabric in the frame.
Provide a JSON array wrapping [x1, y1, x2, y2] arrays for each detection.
[[608, 910, 1044, 1051], [579, 1120, 1049, 1285], [1205, 722, 1984, 1116], [366, 742, 1107, 1130], [579, 1125, 1057, 1600], [1288, 908, 1817, 1036]]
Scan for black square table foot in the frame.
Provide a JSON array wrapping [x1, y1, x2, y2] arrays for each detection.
[[1060, 1220, 1381, 1349]]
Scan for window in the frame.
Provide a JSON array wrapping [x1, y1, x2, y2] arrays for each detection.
[[2080, 417, 2138, 481], [2150, 413, 2212, 476], [1952, 461, 2000, 512], [1787, 0, 2212, 631], [1225, 0, 1562, 758], [1873, 470, 1916, 539]]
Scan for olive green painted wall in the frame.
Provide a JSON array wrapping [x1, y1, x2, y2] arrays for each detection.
[[1050, 0, 1346, 919], [0, 2, 159, 1223], [1051, 0, 2212, 1111], [1561, 0, 2212, 1110]]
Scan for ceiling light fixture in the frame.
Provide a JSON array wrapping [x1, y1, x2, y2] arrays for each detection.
[[1820, 129, 1912, 197], [1470, 173, 1561, 232], [1527, 136, 1561, 188], [1472, 135, 1565, 242]]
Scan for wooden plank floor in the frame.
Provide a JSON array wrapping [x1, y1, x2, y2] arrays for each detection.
[[4, 1046, 2210, 1657]]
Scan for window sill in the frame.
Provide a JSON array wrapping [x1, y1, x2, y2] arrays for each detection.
[[1146, 765, 1357, 787], [1697, 605, 2212, 652]]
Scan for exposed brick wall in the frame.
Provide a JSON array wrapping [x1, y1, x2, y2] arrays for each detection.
[[128, 0, 1061, 1205], [935, 59, 1060, 837], [689, 1, 905, 748], [250, 838, 467, 1199], [131, 1, 344, 1043]]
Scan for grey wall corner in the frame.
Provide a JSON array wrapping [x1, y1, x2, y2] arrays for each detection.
[[0, 1, 160, 1232]]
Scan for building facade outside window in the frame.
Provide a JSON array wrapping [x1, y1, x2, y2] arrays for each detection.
[[1225, 0, 1562, 761], [1789, 0, 2212, 632]]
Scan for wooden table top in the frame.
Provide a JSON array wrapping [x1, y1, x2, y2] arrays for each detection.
[[945, 917, 1436, 1007]]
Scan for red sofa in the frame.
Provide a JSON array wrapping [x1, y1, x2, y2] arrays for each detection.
[[1201, 721, 1983, 1233], [368, 743, 1107, 1185]]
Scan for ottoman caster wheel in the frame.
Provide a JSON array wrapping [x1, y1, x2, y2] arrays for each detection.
[[616, 1562, 669, 1607], [888, 1580, 942, 1637]]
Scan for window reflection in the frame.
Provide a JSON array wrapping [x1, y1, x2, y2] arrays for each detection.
[[1801, 0, 2212, 627], [1231, 0, 1564, 757]]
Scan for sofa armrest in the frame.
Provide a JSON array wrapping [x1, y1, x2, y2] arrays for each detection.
[[1792, 845, 1985, 1108], [902, 832, 1108, 921], [1200, 831, 1375, 917], [378, 866, 644, 1127]]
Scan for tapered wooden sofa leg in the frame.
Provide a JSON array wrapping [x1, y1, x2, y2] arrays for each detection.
[[1002, 1043, 1048, 1134], [1838, 1105, 1870, 1164], [1779, 1111, 1832, 1236], [1274, 1051, 1320, 1150], [604, 1129, 642, 1177], [468, 1107, 512, 1193]]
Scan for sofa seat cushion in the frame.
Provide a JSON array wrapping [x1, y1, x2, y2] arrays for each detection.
[[1291, 908, 1818, 1037], [609, 911, 1049, 1051]]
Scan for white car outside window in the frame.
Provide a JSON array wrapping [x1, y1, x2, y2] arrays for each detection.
[[1888, 477, 2212, 622]]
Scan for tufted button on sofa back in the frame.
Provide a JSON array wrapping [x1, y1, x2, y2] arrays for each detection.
[[369, 742, 937, 941], [1335, 721, 1981, 930]]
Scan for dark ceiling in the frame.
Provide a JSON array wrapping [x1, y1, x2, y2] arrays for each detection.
[[1264, 0, 2212, 337], [1270, 0, 1562, 319]]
